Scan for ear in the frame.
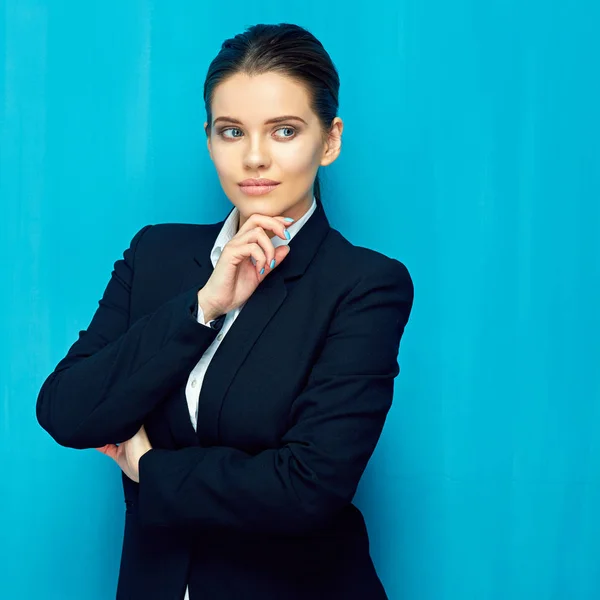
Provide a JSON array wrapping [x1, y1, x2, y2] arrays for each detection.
[[320, 117, 343, 167], [204, 121, 213, 161]]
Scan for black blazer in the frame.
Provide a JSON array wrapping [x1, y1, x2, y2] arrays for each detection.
[[36, 197, 414, 600]]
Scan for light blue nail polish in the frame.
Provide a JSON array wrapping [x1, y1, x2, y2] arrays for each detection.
[[270, 259, 276, 269], [284, 217, 295, 222], [284, 230, 291, 240], [260, 267, 265, 275]]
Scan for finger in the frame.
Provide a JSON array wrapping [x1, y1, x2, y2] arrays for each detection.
[[226, 241, 267, 274], [232, 227, 277, 274], [256, 244, 290, 278], [96, 444, 119, 461], [274, 244, 291, 262], [237, 214, 293, 241]]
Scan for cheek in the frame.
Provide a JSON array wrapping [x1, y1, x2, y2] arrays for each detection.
[[212, 147, 236, 176], [276, 140, 321, 174]]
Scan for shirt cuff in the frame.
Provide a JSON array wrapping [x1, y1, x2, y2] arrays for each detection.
[[196, 302, 214, 328]]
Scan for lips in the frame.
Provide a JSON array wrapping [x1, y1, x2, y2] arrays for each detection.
[[238, 180, 281, 196], [239, 179, 280, 186]]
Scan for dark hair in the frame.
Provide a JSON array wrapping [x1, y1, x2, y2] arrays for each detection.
[[203, 23, 340, 204]]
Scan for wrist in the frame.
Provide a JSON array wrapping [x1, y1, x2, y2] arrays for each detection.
[[197, 290, 222, 323]]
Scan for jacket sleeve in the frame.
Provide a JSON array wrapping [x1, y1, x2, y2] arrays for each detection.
[[36, 225, 219, 449], [137, 258, 414, 536]]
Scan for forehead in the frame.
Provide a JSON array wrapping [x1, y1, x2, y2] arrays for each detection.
[[211, 72, 312, 122]]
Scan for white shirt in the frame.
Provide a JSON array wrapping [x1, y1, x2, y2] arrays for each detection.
[[183, 197, 316, 600]]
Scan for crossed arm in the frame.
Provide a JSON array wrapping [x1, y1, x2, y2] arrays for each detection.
[[37, 225, 414, 536]]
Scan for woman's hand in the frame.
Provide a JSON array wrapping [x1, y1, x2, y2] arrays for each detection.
[[95, 425, 152, 483], [197, 214, 293, 321]]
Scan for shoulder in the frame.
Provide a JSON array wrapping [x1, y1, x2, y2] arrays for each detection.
[[321, 227, 414, 297], [125, 221, 221, 257], [130, 221, 221, 245]]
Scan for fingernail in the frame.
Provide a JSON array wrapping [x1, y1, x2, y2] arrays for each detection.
[[284, 217, 295, 222], [284, 230, 291, 240], [260, 267, 265, 275], [270, 259, 276, 269]]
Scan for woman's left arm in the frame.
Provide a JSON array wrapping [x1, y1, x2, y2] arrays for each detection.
[[136, 259, 414, 536]]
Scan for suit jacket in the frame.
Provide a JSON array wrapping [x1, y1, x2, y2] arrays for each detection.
[[36, 197, 414, 599]]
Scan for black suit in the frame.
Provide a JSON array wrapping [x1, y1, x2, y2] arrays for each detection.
[[36, 197, 414, 599]]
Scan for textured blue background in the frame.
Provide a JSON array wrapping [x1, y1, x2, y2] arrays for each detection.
[[1, 1, 599, 598]]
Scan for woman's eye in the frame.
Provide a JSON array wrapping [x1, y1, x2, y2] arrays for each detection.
[[274, 127, 296, 139], [220, 128, 243, 139]]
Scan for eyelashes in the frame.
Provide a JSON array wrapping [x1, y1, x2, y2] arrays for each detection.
[[217, 126, 298, 141]]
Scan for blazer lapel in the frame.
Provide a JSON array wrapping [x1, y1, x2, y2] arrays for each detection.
[[165, 198, 331, 446]]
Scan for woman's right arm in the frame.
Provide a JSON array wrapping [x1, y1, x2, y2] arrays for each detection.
[[36, 225, 220, 450]]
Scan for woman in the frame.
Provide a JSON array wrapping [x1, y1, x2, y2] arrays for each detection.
[[36, 23, 414, 600]]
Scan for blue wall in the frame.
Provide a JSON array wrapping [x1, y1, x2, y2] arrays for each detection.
[[1, 1, 599, 598]]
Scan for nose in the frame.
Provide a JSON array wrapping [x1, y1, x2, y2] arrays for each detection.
[[243, 137, 271, 171]]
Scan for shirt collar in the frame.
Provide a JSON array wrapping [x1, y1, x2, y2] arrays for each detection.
[[210, 196, 317, 268]]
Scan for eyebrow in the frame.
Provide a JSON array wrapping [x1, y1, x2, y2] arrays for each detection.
[[213, 115, 308, 127]]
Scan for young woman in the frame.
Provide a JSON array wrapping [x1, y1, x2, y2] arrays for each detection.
[[37, 22, 414, 600]]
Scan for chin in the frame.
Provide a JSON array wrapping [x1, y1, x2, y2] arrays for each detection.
[[235, 192, 282, 210]]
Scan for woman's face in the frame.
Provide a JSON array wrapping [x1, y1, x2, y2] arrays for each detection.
[[205, 71, 342, 230]]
